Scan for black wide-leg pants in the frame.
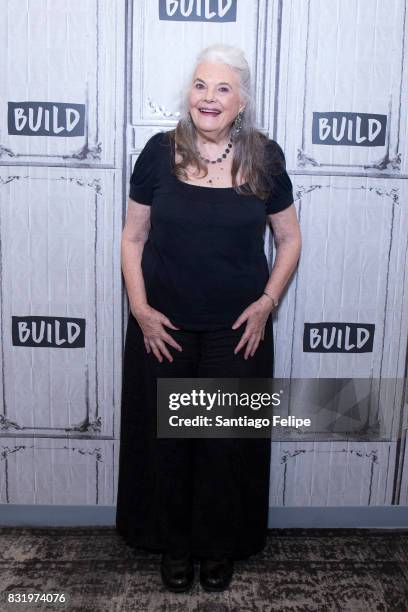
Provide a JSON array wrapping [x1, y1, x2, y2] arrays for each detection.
[[115, 312, 274, 560]]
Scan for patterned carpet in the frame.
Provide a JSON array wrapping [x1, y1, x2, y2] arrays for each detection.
[[0, 527, 407, 611]]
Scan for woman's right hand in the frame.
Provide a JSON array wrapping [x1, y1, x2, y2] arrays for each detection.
[[131, 303, 182, 363]]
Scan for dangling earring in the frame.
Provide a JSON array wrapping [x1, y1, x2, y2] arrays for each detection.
[[232, 109, 244, 138]]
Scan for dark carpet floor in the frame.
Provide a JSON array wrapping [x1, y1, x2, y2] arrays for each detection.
[[0, 527, 407, 611]]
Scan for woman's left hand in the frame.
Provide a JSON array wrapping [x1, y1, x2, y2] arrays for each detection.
[[231, 295, 275, 359]]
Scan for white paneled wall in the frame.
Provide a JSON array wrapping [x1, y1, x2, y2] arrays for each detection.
[[279, 0, 408, 174], [0, 0, 407, 512], [0, 0, 125, 505], [269, 441, 397, 506], [0, 0, 123, 165], [0, 167, 122, 439], [0, 438, 114, 505]]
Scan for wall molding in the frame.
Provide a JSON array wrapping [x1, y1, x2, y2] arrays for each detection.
[[0, 505, 407, 529]]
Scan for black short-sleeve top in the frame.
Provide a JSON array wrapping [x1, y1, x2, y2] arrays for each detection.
[[129, 130, 294, 330]]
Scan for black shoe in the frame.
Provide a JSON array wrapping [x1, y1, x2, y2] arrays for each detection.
[[160, 551, 194, 593], [200, 556, 234, 592]]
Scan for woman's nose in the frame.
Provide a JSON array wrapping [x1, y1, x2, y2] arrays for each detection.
[[204, 88, 216, 101]]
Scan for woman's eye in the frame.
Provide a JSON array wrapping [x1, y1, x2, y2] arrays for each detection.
[[195, 83, 204, 89], [219, 87, 229, 93]]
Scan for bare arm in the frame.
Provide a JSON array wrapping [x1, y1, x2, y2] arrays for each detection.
[[121, 198, 151, 316], [232, 202, 301, 359], [262, 202, 302, 304], [122, 198, 182, 362]]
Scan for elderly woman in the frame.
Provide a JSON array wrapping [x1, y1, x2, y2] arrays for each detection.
[[116, 44, 301, 592]]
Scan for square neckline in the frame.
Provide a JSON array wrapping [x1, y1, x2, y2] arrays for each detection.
[[173, 174, 249, 191]]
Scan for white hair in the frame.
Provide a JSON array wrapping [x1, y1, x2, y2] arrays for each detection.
[[179, 44, 255, 128]]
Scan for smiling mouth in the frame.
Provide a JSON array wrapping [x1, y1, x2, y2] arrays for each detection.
[[198, 108, 221, 116]]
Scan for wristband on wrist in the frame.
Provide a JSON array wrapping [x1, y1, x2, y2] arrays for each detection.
[[262, 291, 279, 308]]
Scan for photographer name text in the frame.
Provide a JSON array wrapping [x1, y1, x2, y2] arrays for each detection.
[[168, 415, 311, 429]]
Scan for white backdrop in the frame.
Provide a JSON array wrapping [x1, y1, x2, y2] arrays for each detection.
[[0, 0, 407, 512]]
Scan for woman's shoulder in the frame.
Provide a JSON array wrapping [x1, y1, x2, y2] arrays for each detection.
[[255, 134, 287, 174], [143, 130, 172, 150], [263, 135, 286, 161], [135, 131, 173, 171], [248, 130, 285, 163]]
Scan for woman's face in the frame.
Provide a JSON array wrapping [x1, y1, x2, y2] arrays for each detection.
[[188, 61, 245, 139]]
